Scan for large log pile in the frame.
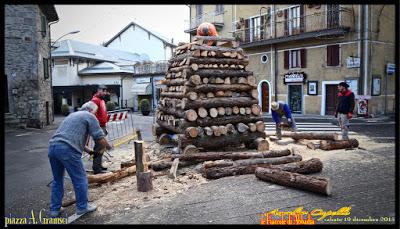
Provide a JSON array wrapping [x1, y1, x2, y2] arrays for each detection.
[[154, 36, 266, 153]]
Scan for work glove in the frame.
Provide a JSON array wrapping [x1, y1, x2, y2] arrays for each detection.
[[347, 112, 353, 120], [287, 118, 292, 126], [334, 113, 338, 118]]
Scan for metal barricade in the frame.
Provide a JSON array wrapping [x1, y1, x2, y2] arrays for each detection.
[[85, 109, 136, 161]]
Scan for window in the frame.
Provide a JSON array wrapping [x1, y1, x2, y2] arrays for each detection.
[[327, 45, 340, 66], [289, 50, 301, 68], [288, 6, 300, 35], [250, 16, 261, 42], [284, 49, 306, 69], [43, 58, 49, 79], [41, 15, 47, 37], [215, 5, 224, 14], [196, 5, 203, 17]]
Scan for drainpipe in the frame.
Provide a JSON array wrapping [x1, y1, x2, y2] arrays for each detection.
[[49, 19, 59, 122], [273, 5, 278, 102], [363, 5, 369, 96], [359, 5, 365, 95]]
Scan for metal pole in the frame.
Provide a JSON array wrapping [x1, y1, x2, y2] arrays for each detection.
[[384, 72, 388, 115]]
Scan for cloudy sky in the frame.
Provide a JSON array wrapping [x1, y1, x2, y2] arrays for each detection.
[[51, 5, 190, 46]]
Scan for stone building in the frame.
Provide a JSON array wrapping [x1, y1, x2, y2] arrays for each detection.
[[5, 5, 59, 128], [185, 5, 395, 116]]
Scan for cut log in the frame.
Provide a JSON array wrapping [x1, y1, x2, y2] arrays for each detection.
[[134, 141, 148, 173], [209, 108, 218, 118], [202, 77, 209, 84], [158, 133, 171, 145], [215, 91, 225, 97], [224, 77, 231, 85], [237, 123, 249, 133], [173, 149, 291, 162], [307, 142, 320, 150], [225, 107, 233, 115], [168, 158, 180, 179], [87, 165, 136, 184], [217, 107, 226, 116], [195, 115, 264, 127], [268, 158, 323, 174], [226, 123, 236, 134], [248, 123, 257, 132], [282, 132, 340, 141], [232, 106, 240, 114], [191, 63, 199, 71], [178, 131, 266, 150], [219, 125, 228, 135], [238, 77, 247, 84], [251, 104, 261, 116], [255, 167, 331, 196], [150, 159, 196, 171], [211, 126, 221, 136], [204, 154, 302, 179], [215, 77, 224, 84], [251, 137, 269, 151], [204, 127, 213, 136], [245, 107, 252, 115], [185, 127, 200, 138], [212, 64, 219, 68], [199, 93, 206, 99], [186, 84, 255, 93], [200, 50, 208, 57], [239, 107, 246, 115], [256, 121, 265, 132], [183, 145, 199, 155], [185, 57, 249, 66], [187, 92, 198, 101], [319, 139, 359, 150], [189, 75, 201, 85], [185, 109, 198, 122], [206, 92, 215, 98], [198, 107, 208, 118], [137, 171, 153, 192]]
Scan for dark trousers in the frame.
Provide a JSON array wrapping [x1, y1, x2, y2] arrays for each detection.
[[92, 127, 107, 173]]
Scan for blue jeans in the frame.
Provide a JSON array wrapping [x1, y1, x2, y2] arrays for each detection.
[[48, 142, 88, 212]]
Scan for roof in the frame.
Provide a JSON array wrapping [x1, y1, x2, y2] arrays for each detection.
[[38, 5, 59, 22], [51, 39, 150, 64], [103, 21, 177, 48], [78, 62, 134, 75]]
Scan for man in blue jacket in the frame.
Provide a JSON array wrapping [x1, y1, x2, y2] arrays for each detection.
[[271, 101, 297, 139]]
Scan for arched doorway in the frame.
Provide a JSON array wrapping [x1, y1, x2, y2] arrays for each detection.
[[258, 80, 271, 113]]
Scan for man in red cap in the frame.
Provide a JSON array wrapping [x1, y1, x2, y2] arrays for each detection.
[[91, 85, 110, 174], [335, 82, 355, 140]]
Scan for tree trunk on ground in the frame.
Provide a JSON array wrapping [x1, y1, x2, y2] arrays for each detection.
[[255, 167, 331, 196], [203, 154, 302, 179], [87, 166, 136, 184], [282, 132, 340, 141], [172, 149, 291, 162], [319, 139, 359, 150], [150, 159, 197, 171]]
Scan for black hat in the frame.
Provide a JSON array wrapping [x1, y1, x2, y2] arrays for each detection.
[[338, 82, 349, 88], [98, 85, 107, 90]]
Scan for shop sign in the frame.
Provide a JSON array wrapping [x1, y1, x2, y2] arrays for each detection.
[[284, 72, 306, 84], [346, 57, 360, 68]]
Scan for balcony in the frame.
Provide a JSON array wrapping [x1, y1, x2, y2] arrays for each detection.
[[233, 7, 353, 48], [134, 61, 168, 75], [184, 11, 225, 34]]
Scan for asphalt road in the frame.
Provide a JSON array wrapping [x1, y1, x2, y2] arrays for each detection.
[[4, 114, 396, 224]]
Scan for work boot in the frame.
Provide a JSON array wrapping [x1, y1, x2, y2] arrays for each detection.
[[49, 210, 60, 218], [76, 203, 97, 215]]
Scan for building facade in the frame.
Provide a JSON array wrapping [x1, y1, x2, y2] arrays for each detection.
[[5, 5, 58, 128], [51, 39, 148, 113], [103, 21, 176, 62], [186, 5, 395, 116]]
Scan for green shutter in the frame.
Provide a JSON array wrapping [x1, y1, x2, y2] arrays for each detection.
[[41, 15, 46, 37]]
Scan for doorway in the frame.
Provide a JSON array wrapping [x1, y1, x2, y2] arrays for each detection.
[[261, 82, 270, 112], [288, 85, 302, 114], [325, 85, 338, 115]]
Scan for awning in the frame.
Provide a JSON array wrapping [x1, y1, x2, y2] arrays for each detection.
[[131, 83, 152, 95]]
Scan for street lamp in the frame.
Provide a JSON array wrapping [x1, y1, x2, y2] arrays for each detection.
[[51, 30, 80, 47]]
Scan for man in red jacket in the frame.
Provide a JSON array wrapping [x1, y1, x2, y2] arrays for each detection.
[[335, 82, 355, 140], [91, 85, 109, 174]]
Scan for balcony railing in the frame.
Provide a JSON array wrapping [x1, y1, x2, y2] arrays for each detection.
[[184, 11, 225, 32], [233, 7, 353, 45], [134, 61, 168, 75]]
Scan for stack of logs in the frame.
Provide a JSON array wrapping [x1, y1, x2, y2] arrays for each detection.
[[154, 36, 267, 153]]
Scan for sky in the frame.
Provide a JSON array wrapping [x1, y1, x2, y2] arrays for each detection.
[[51, 5, 190, 46]]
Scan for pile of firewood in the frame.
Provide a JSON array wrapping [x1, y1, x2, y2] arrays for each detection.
[[153, 36, 268, 153]]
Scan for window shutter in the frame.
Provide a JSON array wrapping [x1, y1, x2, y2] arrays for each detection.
[[333, 45, 340, 66], [327, 46, 332, 66], [284, 51, 289, 69], [260, 16, 265, 40], [300, 5, 305, 32], [244, 19, 250, 43], [284, 9, 288, 35], [41, 15, 46, 37], [300, 49, 306, 68]]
